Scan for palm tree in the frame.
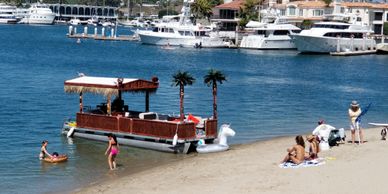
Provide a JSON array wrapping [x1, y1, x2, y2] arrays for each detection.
[[191, 0, 213, 20], [172, 71, 196, 121], [204, 69, 226, 120]]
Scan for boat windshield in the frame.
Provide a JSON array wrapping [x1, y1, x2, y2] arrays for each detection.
[[313, 24, 349, 29]]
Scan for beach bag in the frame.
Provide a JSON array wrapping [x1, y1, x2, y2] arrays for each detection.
[[328, 130, 341, 146]]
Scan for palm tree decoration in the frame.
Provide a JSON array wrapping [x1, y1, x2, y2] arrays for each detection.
[[172, 71, 196, 121], [204, 69, 226, 120]]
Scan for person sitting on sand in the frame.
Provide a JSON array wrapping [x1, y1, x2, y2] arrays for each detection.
[[312, 120, 335, 142], [281, 135, 305, 164], [306, 135, 319, 160], [39, 140, 52, 160]]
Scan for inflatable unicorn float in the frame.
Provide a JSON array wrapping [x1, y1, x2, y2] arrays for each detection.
[[196, 124, 236, 153]]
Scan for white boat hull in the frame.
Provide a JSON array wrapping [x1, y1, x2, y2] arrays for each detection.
[[292, 34, 376, 53], [62, 126, 192, 154], [377, 43, 388, 54], [240, 35, 296, 49], [138, 31, 228, 48], [0, 18, 18, 24]]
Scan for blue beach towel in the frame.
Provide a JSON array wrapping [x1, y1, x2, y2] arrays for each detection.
[[279, 159, 325, 168]]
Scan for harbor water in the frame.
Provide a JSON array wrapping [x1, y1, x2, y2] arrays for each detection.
[[0, 25, 388, 193]]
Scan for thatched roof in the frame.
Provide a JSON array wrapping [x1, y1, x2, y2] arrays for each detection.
[[64, 76, 159, 96]]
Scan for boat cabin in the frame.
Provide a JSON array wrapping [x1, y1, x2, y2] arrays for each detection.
[[63, 75, 217, 153]]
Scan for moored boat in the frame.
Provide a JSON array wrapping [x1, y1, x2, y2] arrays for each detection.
[[0, 3, 18, 24], [137, 0, 228, 48], [291, 1, 375, 53], [17, 3, 55, 25], [62, 75, 218, 154], [240, 16, 301, 50], [376, 43, 388, 54]]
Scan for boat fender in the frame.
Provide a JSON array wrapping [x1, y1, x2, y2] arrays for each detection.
[[67, 127, 75, 138], [172, 133, 178, 146], [198, 139, 205, 146]]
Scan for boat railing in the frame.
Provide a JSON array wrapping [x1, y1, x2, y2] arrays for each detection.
[[76, 112, 217, 140]]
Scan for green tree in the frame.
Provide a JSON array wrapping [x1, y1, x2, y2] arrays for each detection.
[[191, 0, 213, 20], [323, 0, 332, 7], [172, 71, 196, 121], [209, 0, 223, 7], [384, 22, 388, 35], [239, 0, 261, 27], [301, 20, 313, 30], [204, 69, 226, 120]]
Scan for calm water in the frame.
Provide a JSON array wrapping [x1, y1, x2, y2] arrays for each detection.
[[0, 25, 388, 193]]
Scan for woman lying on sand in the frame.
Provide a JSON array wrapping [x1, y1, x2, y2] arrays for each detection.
[[281, 135, 305, 164]]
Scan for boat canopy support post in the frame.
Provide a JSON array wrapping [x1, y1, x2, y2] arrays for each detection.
[[145, 91, 150, 112], [79, 92, 83, 113]]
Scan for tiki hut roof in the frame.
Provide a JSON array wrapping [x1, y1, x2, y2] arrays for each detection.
[[64, 76, 159, 96]]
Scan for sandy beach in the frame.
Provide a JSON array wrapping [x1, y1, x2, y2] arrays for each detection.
[[76, 127, 388, 194]]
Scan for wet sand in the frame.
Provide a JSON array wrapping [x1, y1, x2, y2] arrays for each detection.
[[76, 127, 388, 194]]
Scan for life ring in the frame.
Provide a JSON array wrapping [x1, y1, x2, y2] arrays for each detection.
[[43, 155, 68, 163]]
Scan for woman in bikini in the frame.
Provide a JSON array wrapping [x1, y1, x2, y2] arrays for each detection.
[[306, 135, 319, 160], [105, 134, 119, 170], [281, 135, 305, 164], [39, 140, 52, 160]]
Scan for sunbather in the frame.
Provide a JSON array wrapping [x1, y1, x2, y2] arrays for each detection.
[[306, 135, 319, 160], [281, 135, 305, 164]]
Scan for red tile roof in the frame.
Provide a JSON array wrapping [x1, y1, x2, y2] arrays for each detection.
[[215, 0, 245, 10]]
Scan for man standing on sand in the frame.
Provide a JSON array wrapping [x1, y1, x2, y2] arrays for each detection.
[[349, 100, 363, 144]]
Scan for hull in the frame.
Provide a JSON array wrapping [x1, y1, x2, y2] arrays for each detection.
[[292, 34, 376, 53], [62, 125, 192, 154], [0, 18, 18, 24], [377, 43, 388, 54], [240, 35, 296, 49], [138, 31, 228, 48], [27, 13, 55, 24]]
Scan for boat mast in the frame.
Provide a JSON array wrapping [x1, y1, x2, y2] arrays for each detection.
[[179, 0, 194, 26]]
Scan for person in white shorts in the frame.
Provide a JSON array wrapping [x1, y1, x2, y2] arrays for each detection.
[[348, 100, 362, 144]]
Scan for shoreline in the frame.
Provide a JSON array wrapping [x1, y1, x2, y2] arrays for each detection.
[[75, 126, 388, 194]]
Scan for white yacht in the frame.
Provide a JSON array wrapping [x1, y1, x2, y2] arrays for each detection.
[[0, 3, 18, 24], [291, 1, 375, 53], [240, 14, 301, 49], [137, 0, 229, 48], [17, 3, 55, 25]]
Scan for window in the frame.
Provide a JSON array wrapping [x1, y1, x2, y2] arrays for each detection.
[[288, 6, 296, 16], [299, 9, 303, 17], [256, 30, 266, 35], [313, 10, 323, 16], [273, 30, 290, 35], [280, 9, 285, 16], [374, 12, 383, 21], [220, 9, 236, 19]]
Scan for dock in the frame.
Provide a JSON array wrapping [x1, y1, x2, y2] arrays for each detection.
[[67, 34, 139, 41], [66, 26, 139, 41], [330, 50, 377, 56]]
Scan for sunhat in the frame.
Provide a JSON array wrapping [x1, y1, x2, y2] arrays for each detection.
[[350, 100, 359, 107]]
